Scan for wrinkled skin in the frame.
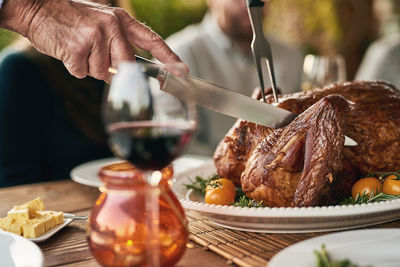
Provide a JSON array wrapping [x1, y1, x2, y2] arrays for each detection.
[[0, 0, 186, 81], [214, 81, 400, 206]]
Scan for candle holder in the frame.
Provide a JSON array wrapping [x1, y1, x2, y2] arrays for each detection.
[[87, 161, 188, 267]]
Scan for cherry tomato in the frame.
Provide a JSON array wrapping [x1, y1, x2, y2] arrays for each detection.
[[351, 177, 382, 199], [205, 178, 236, 205], [382, 174, 400, 196]]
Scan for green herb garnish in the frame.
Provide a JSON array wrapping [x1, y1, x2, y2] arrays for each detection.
[[184, 174, 219, 193], [232, 195, 264, 207], [184, 174, 264, 207], [340, 190, 400, 205], [314, 244, 368, 267]]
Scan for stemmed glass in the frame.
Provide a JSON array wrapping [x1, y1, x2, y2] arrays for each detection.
[[104, 62, 196, 173], [301, 54, 347, 91], [88, 61, 196, 267]]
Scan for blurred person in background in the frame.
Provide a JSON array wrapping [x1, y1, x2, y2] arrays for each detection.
[[166, 0, 303, 156], [0, 0, 135, 187], [356, 0, 400, 89]]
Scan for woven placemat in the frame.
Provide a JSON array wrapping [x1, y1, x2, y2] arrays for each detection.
[[186, 211, 315, 267], [187, 211, 400, 267]]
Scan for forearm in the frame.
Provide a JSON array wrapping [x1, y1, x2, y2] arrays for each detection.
[[0, 0, 42, 37]]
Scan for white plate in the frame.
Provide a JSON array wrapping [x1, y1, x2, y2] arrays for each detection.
[[29, 214, 74, 243], [0, 230, 44, 267], [70, 155, 213, 187], [172, 162, 400, 233], [269, 228, 400, 267]]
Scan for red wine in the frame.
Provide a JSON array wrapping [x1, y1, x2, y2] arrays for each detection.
[[107, 121, 194, 170]]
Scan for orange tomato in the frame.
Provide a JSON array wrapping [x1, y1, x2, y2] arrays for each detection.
[[205, 178, 236, 205], [351, 177, 382, 199], [382, 174, 400, 196]]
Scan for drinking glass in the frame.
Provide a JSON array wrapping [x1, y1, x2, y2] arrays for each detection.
[[88, 61, 196, 267], [301, 54, 347, 91]]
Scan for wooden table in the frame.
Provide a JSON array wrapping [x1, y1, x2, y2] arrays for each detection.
[[1, 180, 400, 267]]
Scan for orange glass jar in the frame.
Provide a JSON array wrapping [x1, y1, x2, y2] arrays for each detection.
[[87, 161, 188, 267]]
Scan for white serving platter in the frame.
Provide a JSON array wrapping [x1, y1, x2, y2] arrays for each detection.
[[172, 162, 400, 233]]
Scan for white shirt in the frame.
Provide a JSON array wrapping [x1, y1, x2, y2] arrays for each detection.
[[166, 14, 303, 156], [355, 34, 400, 89]]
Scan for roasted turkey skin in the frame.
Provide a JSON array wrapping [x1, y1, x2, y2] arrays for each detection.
[[241, 95, 349, 207], [214, 81, 400, 183]]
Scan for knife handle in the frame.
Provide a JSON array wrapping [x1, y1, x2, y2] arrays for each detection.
[[108, 56, 160, 78], [134, 56, 161, 78], [134, 55, 157, 65], [247, 0, 265, 7]]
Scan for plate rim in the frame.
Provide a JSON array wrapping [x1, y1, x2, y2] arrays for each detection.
[[70, 157, 122, 187], [0, 229, 44, 267], [268, 228, 400, 267], [28, 216, 74, 243], [70, 155, 213, 188]]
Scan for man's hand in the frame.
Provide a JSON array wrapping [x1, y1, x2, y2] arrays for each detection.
[[0, 0, 187, 81]]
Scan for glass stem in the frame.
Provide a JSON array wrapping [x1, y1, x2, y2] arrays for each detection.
[[145, 171, 161, 267]]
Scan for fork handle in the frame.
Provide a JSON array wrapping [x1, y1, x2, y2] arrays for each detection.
[[64, 213, 88, 220], [247, 0, 264, 7]]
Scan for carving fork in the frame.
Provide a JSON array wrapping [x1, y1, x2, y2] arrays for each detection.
[[247, 0, 279, 103]]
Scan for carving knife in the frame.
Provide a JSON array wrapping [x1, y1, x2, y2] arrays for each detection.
[[109, 57, 357, 146]]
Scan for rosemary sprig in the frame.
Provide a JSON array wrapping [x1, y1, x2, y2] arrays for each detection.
[[184, 174, 219, 193], [340, 190, 400, 205], [232, 195, 264, 207], [314, 244, 367, 267], [184, 174, 264, 207]]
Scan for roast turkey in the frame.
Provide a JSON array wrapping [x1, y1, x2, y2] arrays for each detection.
[[214, 81, 400, 207]]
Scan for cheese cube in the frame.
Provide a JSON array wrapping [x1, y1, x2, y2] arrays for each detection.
[[0, 217, 23, 235], [42, 215, 57, 231], [2, 198, 64, 238], [22, 217, 49, 238], [35, 210, 64, 225], [23, 212, 62, 238], [14, 197, 44, 217], [7, 208, 30, 223]]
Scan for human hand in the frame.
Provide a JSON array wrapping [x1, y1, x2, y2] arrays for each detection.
[[0, 0, 187, 81]]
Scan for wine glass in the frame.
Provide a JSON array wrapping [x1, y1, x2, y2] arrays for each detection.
[[104, 62, 196, 173], [301, 54, 347, 91], [89, 61, 196, 267]]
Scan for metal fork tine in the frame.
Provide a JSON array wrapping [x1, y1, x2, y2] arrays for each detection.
[[264, 51, 279, 103], [253, 51, 266, 102], [247, 0, 279, 103]]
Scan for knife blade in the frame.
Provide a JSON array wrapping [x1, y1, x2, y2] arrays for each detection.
[[158, 70, 296, 129], [112, 57, 357, 146], [157, 71, 356, 146], [129, 57, 294, 128]]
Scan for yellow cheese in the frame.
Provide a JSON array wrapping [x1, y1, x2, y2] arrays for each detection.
[[0, 217, 23, 235], [22, 216, 51, 238], [35, 210, 64, 225], [7, 208, 30, 223], [1, 198, 64, 238], [13, 197, 44, 217], [40, 214, 58, 231]]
